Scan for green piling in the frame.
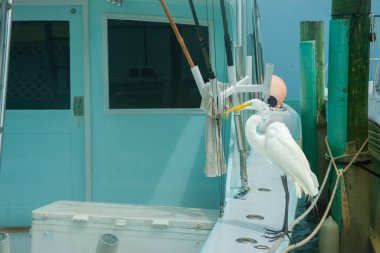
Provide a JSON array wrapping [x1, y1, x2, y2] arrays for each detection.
[[300, 22, 328, 208], [327, 19, 349, 234], [299, 40, 318, 177], [300, 21, 325, 127]]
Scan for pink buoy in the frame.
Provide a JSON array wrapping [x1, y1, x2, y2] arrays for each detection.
[[268, 75, 287, 107]]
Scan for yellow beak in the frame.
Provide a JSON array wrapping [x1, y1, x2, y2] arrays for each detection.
[[225, 101, 252, 115]]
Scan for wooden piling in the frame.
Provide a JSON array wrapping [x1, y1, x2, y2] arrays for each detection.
[[327, 18, 349, 236], [300, 21, 328, 210], [331, 0, 371, 252], [299, 40, 318, 175], [300, 22, 326, 171]]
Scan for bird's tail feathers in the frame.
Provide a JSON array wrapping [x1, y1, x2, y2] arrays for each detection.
[[306, 195, 320, 217], [311, 172, 319, 188]]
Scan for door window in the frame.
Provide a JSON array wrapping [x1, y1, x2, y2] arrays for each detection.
[[7, 21, 70, 110]]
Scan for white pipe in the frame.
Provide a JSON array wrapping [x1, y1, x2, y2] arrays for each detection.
[[222, 84, 264, 99], [262, 63, 274, 100], [245, 55, 252, 84], [0, 233, 10, 253], [191, 66, 206, 95], [227, 66, 239, 105], [95, 234, 118, 253]]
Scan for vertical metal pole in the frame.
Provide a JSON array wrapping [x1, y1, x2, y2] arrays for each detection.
[[0, 0, 13, 161], [235, 0, 244, 81], [219, 0, 249, 190]]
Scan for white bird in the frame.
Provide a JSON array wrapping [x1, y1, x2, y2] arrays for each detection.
[[226, 99, 319, 241]]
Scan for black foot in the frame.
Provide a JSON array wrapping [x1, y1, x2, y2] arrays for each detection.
[[233, 186, 250, 199], [263, 228, 293, 243]]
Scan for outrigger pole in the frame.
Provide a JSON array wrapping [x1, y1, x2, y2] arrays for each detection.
[[0, 0, 13, 161], [188, 0, 215, 80]]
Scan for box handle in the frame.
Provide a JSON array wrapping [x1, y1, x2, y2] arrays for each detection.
[[72, 214, 89, 223], [152, 219, 169, 229]]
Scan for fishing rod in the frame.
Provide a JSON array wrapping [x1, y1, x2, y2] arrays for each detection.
[[188, 0, 225, 114], [188, 0, 216, 80], [159, 0, 206, 95], [253, 0, 265, 84]]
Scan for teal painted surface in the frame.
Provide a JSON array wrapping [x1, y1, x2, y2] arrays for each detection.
[[0, 6, 85, 226], [299, 41, 318, 175], [327, 20, 349, 157], [89, 0, 228, 209], [327, 19, 350, 232]]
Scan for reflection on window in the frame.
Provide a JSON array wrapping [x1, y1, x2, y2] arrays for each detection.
[[7, 21, 70, 110], [107, 19, 209, 109]]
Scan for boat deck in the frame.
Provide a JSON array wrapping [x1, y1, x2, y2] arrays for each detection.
[[201, 150, 298, 253]]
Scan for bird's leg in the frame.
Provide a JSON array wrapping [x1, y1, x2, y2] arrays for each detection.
[[263, 175, 293, 243]]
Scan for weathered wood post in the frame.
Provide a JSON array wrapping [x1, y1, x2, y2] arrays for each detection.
[[330, 0, 371, 252], [299, 39, 318, 175], [300, 21, 326, 186], [327, 17, 349, 238]]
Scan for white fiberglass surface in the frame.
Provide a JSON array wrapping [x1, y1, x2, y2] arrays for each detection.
[[201, 150, 298, 253]]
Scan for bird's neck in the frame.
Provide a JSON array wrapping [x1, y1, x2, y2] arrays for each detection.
[[245, 116, 267, 156]]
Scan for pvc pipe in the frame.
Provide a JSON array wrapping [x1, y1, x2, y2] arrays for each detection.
[[262, 63, 274, 100], [0, 233, 10, 253], [95, 234, 118, 253], [245, 55, 252, 84], [191, 66, 206, 95]]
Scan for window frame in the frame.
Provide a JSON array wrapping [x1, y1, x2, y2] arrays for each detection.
[[103, 13, 215, 115]]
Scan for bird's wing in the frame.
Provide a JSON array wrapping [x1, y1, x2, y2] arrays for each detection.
[[265, 122, 319, 197]]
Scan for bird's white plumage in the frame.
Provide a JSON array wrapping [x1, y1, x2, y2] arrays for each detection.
[[243, 100, 319, 198]]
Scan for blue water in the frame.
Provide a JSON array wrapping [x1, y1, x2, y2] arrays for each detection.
[[291, 197, 320, 253]]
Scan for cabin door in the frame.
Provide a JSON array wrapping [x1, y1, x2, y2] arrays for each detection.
[[0, 6, 85, 226]]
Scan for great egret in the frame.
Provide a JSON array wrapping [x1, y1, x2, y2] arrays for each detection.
[[226, 99, 319, 241]]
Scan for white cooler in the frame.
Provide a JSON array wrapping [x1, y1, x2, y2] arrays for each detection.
[[31, 201, 219, 253]]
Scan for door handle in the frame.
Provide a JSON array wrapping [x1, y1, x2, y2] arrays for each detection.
[[73, 96, 84, 116]]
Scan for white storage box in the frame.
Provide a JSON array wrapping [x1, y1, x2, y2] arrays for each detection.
[[31, 201, 219, 253]]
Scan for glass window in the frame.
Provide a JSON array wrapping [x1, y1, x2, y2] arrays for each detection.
[[107, 19, 209, 109], [6, 21, 71, 110]]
